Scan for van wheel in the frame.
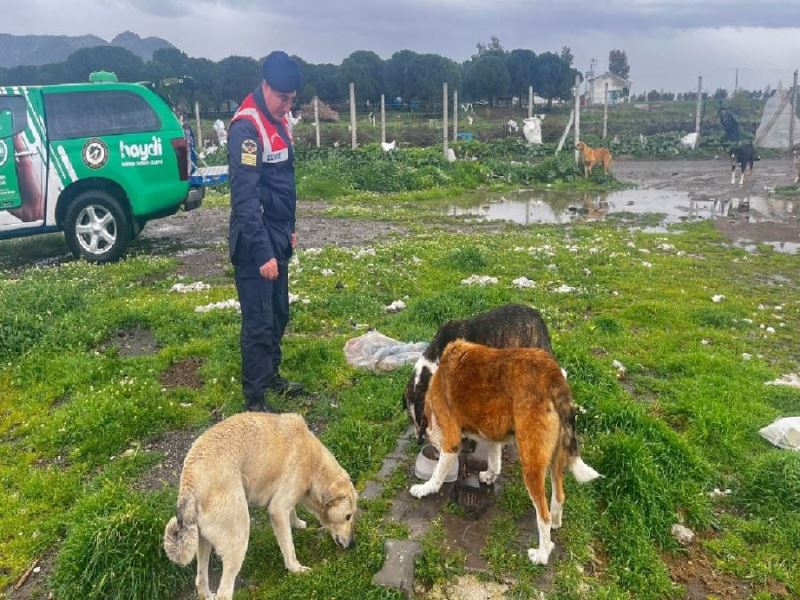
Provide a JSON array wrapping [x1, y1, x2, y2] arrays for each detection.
[[64, 191, 131, 263]]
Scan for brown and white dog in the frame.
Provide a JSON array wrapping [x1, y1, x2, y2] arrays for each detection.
[[576, 141, 613, 177], [404, 304, 555, 445], [409, 340, 600, 565]]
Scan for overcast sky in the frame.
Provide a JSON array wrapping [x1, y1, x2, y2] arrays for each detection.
[[5, 0, 800, 93]]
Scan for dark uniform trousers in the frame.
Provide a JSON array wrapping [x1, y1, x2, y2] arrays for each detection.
[[233, 255, 290, 406]]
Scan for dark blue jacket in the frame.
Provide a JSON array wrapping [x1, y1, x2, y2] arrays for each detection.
[[228, 86, 296, 269]]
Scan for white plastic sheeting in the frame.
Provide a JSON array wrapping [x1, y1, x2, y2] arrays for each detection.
[[344, 330, 428, 372]]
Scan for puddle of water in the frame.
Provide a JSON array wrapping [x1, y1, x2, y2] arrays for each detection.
[[447, 189, 800, 253], [447, 189, 800, 227]]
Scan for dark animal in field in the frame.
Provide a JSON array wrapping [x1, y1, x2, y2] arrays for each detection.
[[730, 142, 759, 185]]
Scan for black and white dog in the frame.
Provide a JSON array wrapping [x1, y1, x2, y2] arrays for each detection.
[[730, 142, 759, 185], [403, 304, 555, 444]]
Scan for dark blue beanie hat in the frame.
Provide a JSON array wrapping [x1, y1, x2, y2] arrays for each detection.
[[262, 51, 302, 92]]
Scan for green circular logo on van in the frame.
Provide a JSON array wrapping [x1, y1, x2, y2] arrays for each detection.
[[82, 138, 108, 169], [0, 140, 8, 168]]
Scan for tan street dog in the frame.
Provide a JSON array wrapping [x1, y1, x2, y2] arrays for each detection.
[[576, 141, 613, 177], [164, 413, 357, 600], [409, 340, 600, 565]]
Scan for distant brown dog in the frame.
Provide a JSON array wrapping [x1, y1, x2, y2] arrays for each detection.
[[164, 413, 357, 600], [576, 141, 613, 177], [409, 340, 600, 565]]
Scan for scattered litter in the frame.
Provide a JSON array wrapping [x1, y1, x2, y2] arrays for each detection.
[[511, 276, 536, 289], [766, 374, 800, 388], [641, 261, 653, 268], [554, 284, 577, 293], [353, 247, 376, 259], [612, 359, 626, 380], [742, 353, 752, 361], [461, 275, 498, 286], [708, 488, 733, 498], [171, 282, 210, 293], [344, 330, 428, 372], [671, 523, 695, 545], [657, 243, 676, 251], [321, 269, 334, 276], [701, 339, 710, 345], [711, 295, 726, 303], [385, 300, 406, 313], [411, 256, 423, 264], [304, 247, 323, 256], [289, 293, 310, 305], [766, 326, 776, 334], [758, 417, 800, 451], [195, 299, 240, 313]]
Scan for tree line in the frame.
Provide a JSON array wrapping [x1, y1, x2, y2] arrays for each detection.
[[0, 37, 579, 113]]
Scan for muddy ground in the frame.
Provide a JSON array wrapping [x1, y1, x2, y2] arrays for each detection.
[[139, 158, 800, 264]]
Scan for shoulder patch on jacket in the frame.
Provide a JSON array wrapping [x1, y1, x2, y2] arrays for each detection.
[[241, 138, 258, 166]]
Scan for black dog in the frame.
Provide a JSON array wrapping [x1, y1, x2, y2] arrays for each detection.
[[403, 304, 554, 444], [730, 142, 759, 185]]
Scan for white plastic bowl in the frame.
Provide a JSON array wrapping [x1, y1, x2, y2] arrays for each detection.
[[414, 444, 459, 482]]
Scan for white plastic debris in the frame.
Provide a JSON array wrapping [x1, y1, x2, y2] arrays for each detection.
[[765, 374, 800, 388], [461, 275, 498, 286], [171, 282, 211, 293], [742, 353, 752, 361], [511, 276, 537, 289], [758, 417, 800, 451], [612, 359, 626, 380], [554, 284, 577, 293], [385, 299, 407, 313], [680, 132, 698, 150], [671, 523, 695, 545], [353, 247, 376, 259], [195, 299, 240, 313], [708, 488, 733, 498], [711, 295, 726, 303], [343, 330, 428, 372], [288, 293, 310, 305], [321, 269, 334, 277]]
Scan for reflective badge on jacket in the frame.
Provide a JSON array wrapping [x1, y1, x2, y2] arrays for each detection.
[[241, 138, 257, 166], [264, 148, 289, 163]]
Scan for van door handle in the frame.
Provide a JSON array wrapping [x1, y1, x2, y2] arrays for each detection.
[[15, 150, 37, 157]]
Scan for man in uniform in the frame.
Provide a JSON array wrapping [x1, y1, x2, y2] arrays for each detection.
[[228, 51, 303, 412]]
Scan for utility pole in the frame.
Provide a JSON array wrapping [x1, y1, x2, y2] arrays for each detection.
[[443, 82, 449, 160], [349, 82, 357, 150], [734, 68, 739, 96], [574, 73, 581, 165], [603, 82, 609, 140], [791, 70, 798, 149]]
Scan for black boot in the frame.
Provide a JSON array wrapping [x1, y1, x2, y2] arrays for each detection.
[[269, 373, 303, 397], [245, 399, 274, 412]]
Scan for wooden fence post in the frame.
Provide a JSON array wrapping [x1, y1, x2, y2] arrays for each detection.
[[313, 96, 320, 148], [381, 94, 386, 145], [574, 74, 581, 165], [695, 76, 703, 147], [442, 82, 449, 159], [528, 86, 533, 119], [349, 82, 357, 150], [453, 89, 458, 142]]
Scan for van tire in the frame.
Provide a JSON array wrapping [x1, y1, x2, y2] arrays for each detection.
[[64, 190, 131, 263]]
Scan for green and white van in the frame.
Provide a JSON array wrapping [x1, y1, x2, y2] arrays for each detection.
[[0, 72, 202, 262]]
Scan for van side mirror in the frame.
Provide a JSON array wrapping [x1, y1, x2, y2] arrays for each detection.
[[0, 110, 13, 139]]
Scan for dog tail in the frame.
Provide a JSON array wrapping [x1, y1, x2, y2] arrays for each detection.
[[163, 490, 199, 566], [554, 383, 602, 484]]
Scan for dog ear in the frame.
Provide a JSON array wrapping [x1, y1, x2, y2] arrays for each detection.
[[322, 488, 347, 508]]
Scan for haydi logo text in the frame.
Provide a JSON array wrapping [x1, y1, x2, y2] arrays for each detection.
[[120, 136, 163, 162]]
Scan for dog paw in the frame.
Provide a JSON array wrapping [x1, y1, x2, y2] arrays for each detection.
[[288, 564, 311, 574], [292, 518, 307, 530], [527, 542, 555, 565], [479, 470, 497, 485], [410, 483, 433, 498]]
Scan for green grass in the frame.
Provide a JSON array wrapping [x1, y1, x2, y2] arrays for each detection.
[[1, 192, 800, 598]]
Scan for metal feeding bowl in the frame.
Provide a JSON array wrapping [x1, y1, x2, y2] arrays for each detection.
[[414, 444, 459, 483]]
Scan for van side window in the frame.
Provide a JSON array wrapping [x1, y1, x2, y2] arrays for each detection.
[[0, 96, 28, 136], [44, 91, 162, 140]]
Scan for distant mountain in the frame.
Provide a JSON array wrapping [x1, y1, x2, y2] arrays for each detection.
[[0, 31, 176, 68], [110, 31, 175, 61]]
